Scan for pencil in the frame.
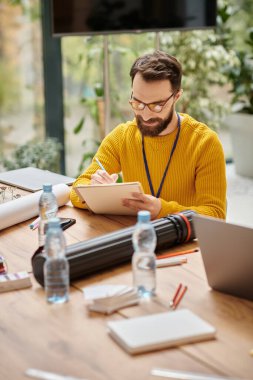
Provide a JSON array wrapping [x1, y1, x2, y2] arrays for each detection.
[[172, 283, 182, 305], [173, 286, 188, 309], [156, 248, 199, 260], [29, 216, 40, 230], [95, 157, 107, 172], [156, 257, 187, 268], [32, 221, 40, 230]]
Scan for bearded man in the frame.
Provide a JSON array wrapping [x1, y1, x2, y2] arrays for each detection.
[[70, 50, 226, 220]]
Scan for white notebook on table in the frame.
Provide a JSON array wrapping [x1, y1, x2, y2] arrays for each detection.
[[107, 309, 216, 355]]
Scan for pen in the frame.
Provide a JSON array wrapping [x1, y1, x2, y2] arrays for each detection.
[[169, 283, 188, 309], [156, 256, 187, 268], [150, 368, 243, 380], [173, 286, 188, 309], [156, 248, 199, 260], [25, 368, 88, 380], [170, 283, 182, 306], [29, 216, 40, 230], [95, 157, 107, 172]]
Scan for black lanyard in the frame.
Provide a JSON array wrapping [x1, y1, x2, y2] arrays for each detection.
[[142, 113, 181, 198]]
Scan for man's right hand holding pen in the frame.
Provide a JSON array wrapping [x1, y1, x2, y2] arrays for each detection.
[[91, 157, 162, 220], [91, 170, 119, 184], [91, 157, 118, 184]]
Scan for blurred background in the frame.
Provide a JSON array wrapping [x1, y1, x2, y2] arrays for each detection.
[[0, 0, 252, 183]]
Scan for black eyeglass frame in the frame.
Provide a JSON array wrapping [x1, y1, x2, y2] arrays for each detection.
[[129, 92, 175, 113]]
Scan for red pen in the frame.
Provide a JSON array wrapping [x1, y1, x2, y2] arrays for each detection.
[[169, 283, 188, 309]]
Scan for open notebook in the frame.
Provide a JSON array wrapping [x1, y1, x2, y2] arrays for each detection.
[[107, 309, 216, 354]]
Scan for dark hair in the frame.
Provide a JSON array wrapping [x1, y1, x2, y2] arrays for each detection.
[[129, 50, 182, 92]]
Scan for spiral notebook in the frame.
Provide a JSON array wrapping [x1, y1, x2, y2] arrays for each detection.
[[107, 309, 216, 355]]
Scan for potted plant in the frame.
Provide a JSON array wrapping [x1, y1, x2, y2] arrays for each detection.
[[223, 27, 253, 177], [0, 138, 62, 173]]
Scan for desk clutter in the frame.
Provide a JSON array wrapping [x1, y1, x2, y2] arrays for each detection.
[[3, 202, 252, 379], [32, 210, 196, 286]]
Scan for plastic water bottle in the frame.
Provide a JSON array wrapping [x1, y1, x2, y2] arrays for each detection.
[[44, 217, 69, 304], [38, 183, 58, 247], [132, 210, 157, 297]]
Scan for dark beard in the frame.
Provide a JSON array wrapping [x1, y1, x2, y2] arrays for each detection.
[[136, 107, 174, 137]]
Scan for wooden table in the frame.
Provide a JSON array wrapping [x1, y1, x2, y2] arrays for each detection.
[[0, 205, 252, 380]]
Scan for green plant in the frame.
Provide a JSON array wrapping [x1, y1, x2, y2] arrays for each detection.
[[73, 82, 104, 175], [62, 0, 251, 175], [63, 35, 149, 175], [75, 138, 101, 175], [1, 138, 62, 172], [216, 1, 253, 114], [224, 28, 253, 114], [0, 61, 20, 114], [160, 25, 239, 130]]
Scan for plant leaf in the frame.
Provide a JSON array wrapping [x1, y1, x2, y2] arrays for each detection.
[[73, 117, 85, 134]]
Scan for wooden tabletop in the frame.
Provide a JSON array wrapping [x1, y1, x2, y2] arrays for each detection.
[[0, 205, 252, 380]]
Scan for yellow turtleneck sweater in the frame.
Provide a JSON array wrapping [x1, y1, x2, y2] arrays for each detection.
[[70, 113, 227, 219]]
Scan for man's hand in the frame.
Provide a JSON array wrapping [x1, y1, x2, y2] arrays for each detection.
[[91, 170, 118, 184], [122, 192, 161, 220]]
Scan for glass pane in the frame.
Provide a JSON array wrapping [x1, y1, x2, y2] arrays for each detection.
[[62, 33, 156, 177], [0, 0, 44, 170]]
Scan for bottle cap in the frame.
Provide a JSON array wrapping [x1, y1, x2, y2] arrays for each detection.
[[137, 210, 151, 223], [48, 217, 60, 228], [43, 183, 52, 192]]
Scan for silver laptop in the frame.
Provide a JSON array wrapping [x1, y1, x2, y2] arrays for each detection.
[[193, 214, 253, 301], [0, 167, 75, 192]]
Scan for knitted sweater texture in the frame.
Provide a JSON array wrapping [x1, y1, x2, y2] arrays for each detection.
[[70, 113, 227, 219]]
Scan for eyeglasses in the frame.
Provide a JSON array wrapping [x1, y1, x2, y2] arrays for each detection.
[[129, 92, 175, 113]]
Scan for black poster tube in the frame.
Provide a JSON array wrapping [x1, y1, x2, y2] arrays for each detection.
[[32, 210, 196, 286]]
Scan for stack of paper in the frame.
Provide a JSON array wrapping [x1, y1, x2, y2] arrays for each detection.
[[83, 284, 139, 314]]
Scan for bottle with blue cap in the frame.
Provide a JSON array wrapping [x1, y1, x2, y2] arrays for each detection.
[[132, 210, 157, 297], [44, 217, 69, 304], [38, 183, 58, 247]]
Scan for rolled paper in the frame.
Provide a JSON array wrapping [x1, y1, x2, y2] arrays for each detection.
[[0, 183, 70, 231]]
